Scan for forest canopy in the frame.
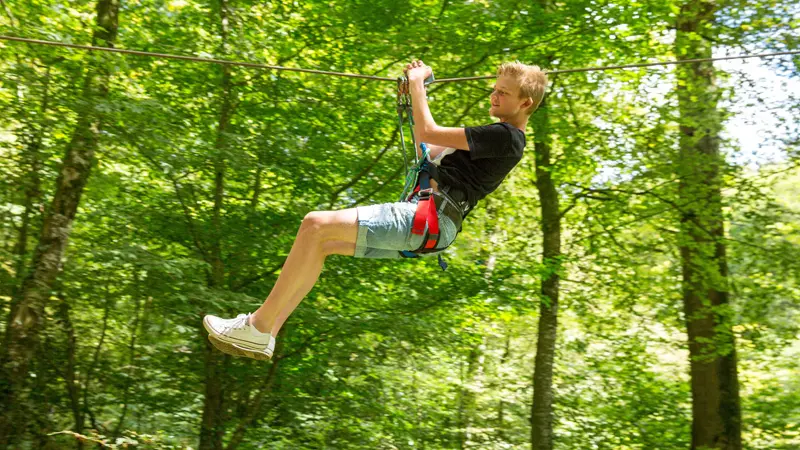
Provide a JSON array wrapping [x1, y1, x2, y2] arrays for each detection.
[[0, 0, 798, 449]]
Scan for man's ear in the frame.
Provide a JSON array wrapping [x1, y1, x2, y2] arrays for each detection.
[[522, 97, 533, 109]]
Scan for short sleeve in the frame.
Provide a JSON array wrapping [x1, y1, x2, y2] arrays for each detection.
[[464, 123, 515, 160]]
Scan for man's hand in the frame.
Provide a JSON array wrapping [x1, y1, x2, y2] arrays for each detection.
[[405, 59, 432, 83]]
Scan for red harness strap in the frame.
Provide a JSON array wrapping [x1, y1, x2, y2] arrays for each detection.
[[409, 185, 440, 250]]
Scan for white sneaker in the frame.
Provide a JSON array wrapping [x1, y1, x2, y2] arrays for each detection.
[[203, 313, 275, 360]]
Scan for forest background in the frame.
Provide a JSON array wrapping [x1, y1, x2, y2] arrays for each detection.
[[0, 0, 798, 449]]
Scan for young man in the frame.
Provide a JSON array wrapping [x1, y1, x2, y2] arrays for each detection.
[[203, 60, 547, 360]]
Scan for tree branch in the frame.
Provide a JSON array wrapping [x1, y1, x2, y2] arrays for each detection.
[[81, 288, 112, 435], [139, 152, 210, 261], [0, 0, 16, 26], [348, 163, 405, 207], [328, 127, 400, 208], [111, 269, 145, 438], [231, 261, 284, 292]]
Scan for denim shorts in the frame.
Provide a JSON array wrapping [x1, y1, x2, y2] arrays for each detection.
[[354, 197, 459, 259]]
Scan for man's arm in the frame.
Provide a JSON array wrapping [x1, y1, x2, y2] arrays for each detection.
[[408, 77, 470, 158]]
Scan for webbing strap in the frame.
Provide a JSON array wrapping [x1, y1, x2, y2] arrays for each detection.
[[424, 198, 440, 249], [411, 192, 440, 248], [409, 170, 441, 250]]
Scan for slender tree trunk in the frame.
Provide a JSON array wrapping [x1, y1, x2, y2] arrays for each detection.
[[675, 2, 742, 449], [457, 346, 481, 449], [112, 269, 145, 439], [199, 1, 235, 449], [497, 329, 511, 441], [9, 65, 50, 304], [3, 64, 49, 347], [200, 339, 227, 450], [55, 293, 84, 450], [224, 330, 285, 450], [530, 92, 561, 450], [0, 0, 119, 445], [80, 291, 113, 434]]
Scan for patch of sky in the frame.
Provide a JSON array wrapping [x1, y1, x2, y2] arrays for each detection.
[[590, 44, 798, 185], [716, 48, 799, 170]]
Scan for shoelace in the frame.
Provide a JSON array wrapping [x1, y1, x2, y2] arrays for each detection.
[[221, 313, 250, 333]]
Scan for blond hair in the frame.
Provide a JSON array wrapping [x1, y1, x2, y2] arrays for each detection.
[[497, 61, 547, 115]]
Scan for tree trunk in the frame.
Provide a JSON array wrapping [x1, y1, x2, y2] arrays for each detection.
[[9, 65, 50, 304], [0, 0, 119, 445], [199, 1, 235, 449], [224, 331, 284, 450], [55, 294, 83, 449], [112, 269, 145, 439], [530, 92, 561, 450], [80, 291, 113, 435], [675, 2, 742, 449], [457, 346, 481, 449], [497, 329, 511, 441]]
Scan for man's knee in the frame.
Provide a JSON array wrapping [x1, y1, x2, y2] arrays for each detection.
[[299, 211, 329, 238], [300, 209, 358, 243]]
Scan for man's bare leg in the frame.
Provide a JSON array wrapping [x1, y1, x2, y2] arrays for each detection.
[[267, 240, 356, 336], [249, 208, 359, 336]]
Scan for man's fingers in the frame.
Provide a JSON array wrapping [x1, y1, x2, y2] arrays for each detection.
[[404, 60, 430, 79]]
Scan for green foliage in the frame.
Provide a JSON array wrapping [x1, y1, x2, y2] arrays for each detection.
[[0, 0, 798, 448]]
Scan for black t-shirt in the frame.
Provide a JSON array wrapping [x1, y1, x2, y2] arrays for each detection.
[[436, 122, 526, 217]]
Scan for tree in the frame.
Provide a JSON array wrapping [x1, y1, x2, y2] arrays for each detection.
[[530, 89, 562, 450], [0, 0, 120, 444], [675, 1, 742, 448]]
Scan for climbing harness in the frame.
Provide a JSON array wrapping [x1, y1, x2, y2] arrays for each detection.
[[395, 72, 465, 271]]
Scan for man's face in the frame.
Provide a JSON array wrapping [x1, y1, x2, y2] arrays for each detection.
[[489, 75, 524, 118]]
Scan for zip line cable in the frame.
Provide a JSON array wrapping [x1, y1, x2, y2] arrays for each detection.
[[1, 35, 799, 82], [0, 35, 396, 81], [436, 49, 800, 80]]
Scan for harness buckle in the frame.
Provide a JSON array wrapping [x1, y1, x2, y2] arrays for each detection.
[[417, 188, 434, 200]]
